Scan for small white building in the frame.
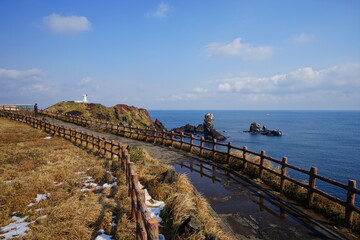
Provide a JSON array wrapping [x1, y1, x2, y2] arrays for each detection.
[[75, 94, 89, 103]]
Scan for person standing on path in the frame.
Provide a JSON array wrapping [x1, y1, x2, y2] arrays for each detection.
[[34, 103, 38, 117]]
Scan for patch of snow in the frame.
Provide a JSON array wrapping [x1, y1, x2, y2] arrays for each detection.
[[0, 216, 30, 239], [75, 171, 85, 175], [97, 182, 116, 190], [35, 208, 44, 212], [28, 193, 50, 207], [95, 230, 114, 240], [148, 206, 164, 222], [4, 180, 12, 183], [54, 182, 63, 186], [110, 221, 117, 226], [43, 136, 52, 140]]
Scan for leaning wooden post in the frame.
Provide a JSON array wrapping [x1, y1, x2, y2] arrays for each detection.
[[243, 146, 248, 169], [128, 162, 135, 196], [345, 180, 356, 227], [307, 167, 317, 208], [226, 142, 232, 163], [259, 150, 266, 178], [212, 139, 217, 160], [280, 157, 288, 192], [200, 137, 204, 156]]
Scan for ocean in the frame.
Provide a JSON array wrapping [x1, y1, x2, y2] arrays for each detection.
[[149, 110, 360, 203]]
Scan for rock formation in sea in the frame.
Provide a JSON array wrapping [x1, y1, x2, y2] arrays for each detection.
[[170, 113, 226, 141], [246, 122, 282, 136]]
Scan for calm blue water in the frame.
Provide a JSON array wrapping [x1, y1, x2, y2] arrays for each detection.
[[149, 110, 360, 204]]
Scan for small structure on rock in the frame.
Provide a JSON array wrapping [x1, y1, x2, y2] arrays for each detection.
[[245, 122, 282, 136], [75, 94, 89, 103]]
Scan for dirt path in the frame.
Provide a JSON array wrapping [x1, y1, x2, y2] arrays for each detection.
[[44, 117, 345, 240]]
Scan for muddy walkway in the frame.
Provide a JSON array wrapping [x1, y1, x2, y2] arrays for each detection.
[[44, 117, 345, 240]]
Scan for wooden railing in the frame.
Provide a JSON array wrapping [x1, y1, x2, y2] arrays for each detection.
[[38, 109, 360, 228], [0, 110, 160, 240]]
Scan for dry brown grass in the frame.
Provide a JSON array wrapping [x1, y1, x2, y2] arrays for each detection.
[[0, 118, 135, 239], [129, 147, 234, 240]]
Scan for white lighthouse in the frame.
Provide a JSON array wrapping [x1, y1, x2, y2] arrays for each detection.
[[75, 94, 89, 103]]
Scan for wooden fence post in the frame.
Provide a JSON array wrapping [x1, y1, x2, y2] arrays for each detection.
[[189, 135, 194, 153], [212, 139, 217, 159], [345, 180, 356, 227], [147, 218, 159, 240], [259, 150, 266, 178], [170, 131, 174, 147], [280, 157, 288, 192], [162, 129, 166, 145], [153, 129, 157, 144], [131, 174, 138, 220], [243, 146, 248, 169], [227, 142, 232, 163], [307, 167, 317, 208], [180, 132, 184, 150], [200, 137, 204, 156], [136, 189, 147, 240]]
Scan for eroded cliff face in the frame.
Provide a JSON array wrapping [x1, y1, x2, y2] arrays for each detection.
[[46, 102, 154, 128]]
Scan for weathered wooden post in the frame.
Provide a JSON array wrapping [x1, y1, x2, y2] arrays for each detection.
[[170, 131, 175, 147], [131, 173, 138, 219], [162, 129, 166, 145], [189, 135, 194, 153], [307, 167, 317, 208], [227, 142, 232, 163], [259, 150, 266, 178], [180, 132, 184, 150], [200, 137, 204, 156], [147, 218, 159, 240], [243, 146, 248, 169], [153, 129, 157, 144], [345, 180, 356, 227], [212, 139, 217, 160], [136, 189, 147, 240], [280, 157, 288, 192]]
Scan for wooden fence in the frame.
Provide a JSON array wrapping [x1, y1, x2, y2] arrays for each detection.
[[38, 109, 360, 228], [0, 110, 160, 240]]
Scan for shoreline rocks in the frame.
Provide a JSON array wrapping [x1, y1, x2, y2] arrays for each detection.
[[170, 113, 227, 141], [245, 122, 282, 136]]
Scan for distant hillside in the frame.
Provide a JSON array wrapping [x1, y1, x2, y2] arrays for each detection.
[[45, 102, 154, 128]]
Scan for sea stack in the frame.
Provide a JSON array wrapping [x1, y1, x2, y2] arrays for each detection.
[[203, 113, 226, 141]]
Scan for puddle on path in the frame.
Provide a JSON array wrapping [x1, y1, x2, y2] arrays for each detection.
[[173, 159, 338, 240]]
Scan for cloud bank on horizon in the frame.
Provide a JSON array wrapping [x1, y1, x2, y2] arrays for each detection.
[[0, 1, 359, 110]]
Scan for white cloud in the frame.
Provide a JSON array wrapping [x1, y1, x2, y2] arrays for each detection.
[[43, 13, 91, 34], [170, 93, 198, 101], [292, 33, 315, 44], [193, 87, 208, 93], [146, 3, 170, 18], [79, 76, 92, 86], [205, 37, 273, 61], [217, 62, 360, 94], [0, 68, 42, 79]]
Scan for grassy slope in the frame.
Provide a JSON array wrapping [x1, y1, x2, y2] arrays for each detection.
[[46, 102, 154, 128], [0, 118, 135, 239]]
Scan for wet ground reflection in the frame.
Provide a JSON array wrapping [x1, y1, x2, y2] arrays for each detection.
[[174, 159, 339, 240]]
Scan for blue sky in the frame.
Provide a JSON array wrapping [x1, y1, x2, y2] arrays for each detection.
[[0, 0, 359, 110]]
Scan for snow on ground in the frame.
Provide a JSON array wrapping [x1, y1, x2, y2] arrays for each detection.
[[138, 181, 166, 238], [27, 194, 50, 207], [0, 215, 48, 239], [43, 136, 52, 139], [4, 180, 12, 183], [95, 230, 114, 240]]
